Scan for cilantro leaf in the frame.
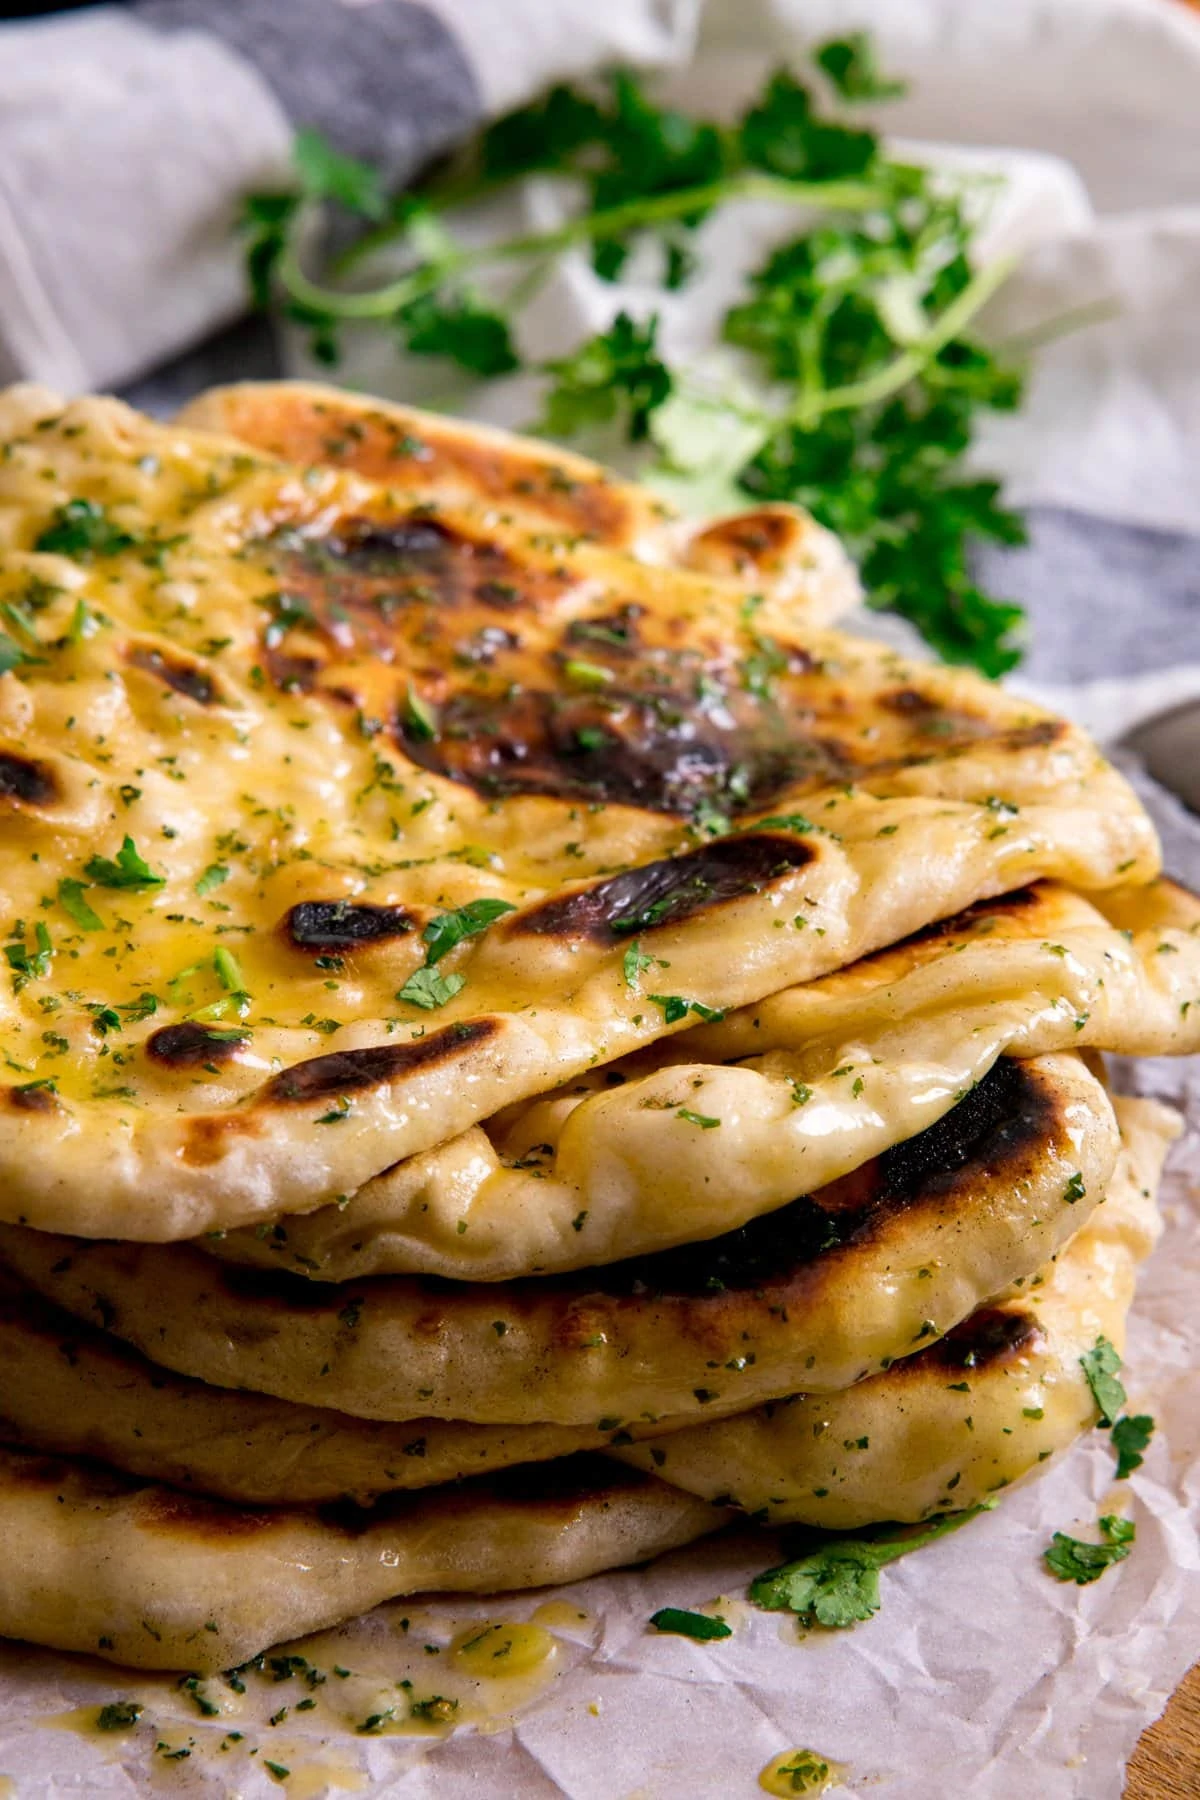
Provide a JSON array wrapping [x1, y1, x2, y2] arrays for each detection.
[[1112, 1413, 1154, 1480], [1080, 1336, 1126, 1427], [542, 313, 673, 443], [34, 499, 136, 560], [195, 863, 230, 897], [84, 836, 165, 891], [422, 898, 517, 965], [815, 33, 907, 101], [1044, 1515, 1135, 1585], [397, 967, 466, 1011], [649, 1607, 732, 1641], [750, 1505, 990, 1628]]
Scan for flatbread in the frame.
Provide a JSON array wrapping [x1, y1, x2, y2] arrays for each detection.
[[204, 879, 1200, 1282], [0, 385, 1157, 1241], [0, 1450, 721, 1673], [0, 1274, 616, 1503], [177, 379, 862, 620], [0, 1052, 1118, 1425], [614, 1095, 1177, 1526]]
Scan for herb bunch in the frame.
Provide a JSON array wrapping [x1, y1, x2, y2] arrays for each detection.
[[243, 34, 1030, 674]]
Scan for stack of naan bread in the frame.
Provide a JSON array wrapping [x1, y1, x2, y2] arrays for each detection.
[[0, 380, 1195, 1675]]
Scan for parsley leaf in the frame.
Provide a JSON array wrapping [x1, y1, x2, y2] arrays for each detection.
[[542, 313, 673, 442], [195, 863, 230, 897], [648, 993, 726, 1025], [0, 631, 32, 675], [1112, 1413, 1155, 1480], [97, 1702, 143, 1731], [84, 835, 165, 891], [34, 499, 136, 560], [649, 1607, 732, 1641], [1080, 1335, 1126, 1427], [293, 127, 385, 218], [422, 898, 516, 965], [397, 967, 466, 1011], [816, 34, 907, 101], [397, 290, 520, 376], [750, 1505, 990, 1628], [58, 878, 104, 931], [1044, 1515, 1135, 1585]]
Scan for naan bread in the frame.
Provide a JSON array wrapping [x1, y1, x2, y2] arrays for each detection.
[[0, 387, 1156, 1241], [205, 879, 1200, 1283], [0, 1053, 1118, 1425], [177, 379, 861, 619], [0, 1273, 617, 1503], [615, 1095, 1177, 1526], [0, 1450, 720, 1673]]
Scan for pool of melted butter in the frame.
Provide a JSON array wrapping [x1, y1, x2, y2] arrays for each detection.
[[37, 1595, 594, 1793]]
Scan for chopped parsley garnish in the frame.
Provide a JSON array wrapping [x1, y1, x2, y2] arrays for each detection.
[[621, 939, 665, 989], [648, 993, 726, 1026], [422, 897, 516, 965], [403, 682, 439, 741], [1063, 1172, 1087, 1205], [677, 1108, 721, 1129], [84, 835, 165, 891], [195, 863, 231, 897], [1111, 1414, 1155, 1480], [648, 1607, 732, 1641], [750, 1504, 990, 1628], [0, 631, 33, 675], [397, 967, 466, 1010], [5, 921, 53, 987], [96, 1701, 143, 1731], [34, 498, 137, 560], [1079, 1335, 1126, 1426], [1044, 1515, 1135, 1585], [58, 878, 104, 931]]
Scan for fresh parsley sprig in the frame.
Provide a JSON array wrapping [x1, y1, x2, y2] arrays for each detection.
[[750, 1504, 991, 1628], [242, 38, 1037, 674]]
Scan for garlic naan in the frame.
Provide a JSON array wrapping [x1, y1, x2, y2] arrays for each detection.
[[615, 1095, 1176, 1526], [0, 387, 1157, 1242], [0, 1450, 720, 1674], [0, 1273, 618, 1503], [205, 878, 1200, 1283], [178, 379, 861, 619], [0, 1052, 1117, 1425]]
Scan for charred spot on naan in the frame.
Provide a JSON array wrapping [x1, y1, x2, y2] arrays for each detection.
[[7, 1083, 60, 1114], [913, 1303, 1043, 1374], [125, 642, 223, 707], [514, 832, 816, 942], [249, 510, 1048, 818], [0, 750, 59, 808], [584, 1056, 1055, 1303], [681, 506, 821, 582], [261, 1018, 500, 1105], [146, 1024, 251, 1070], [283, 899, 418, 957]]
